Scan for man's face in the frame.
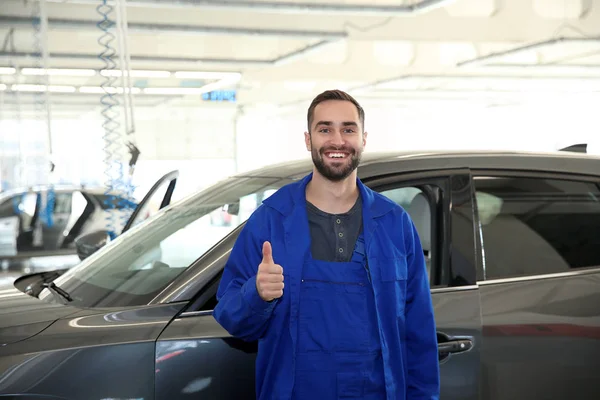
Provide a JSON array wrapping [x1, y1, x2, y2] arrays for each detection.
[[305, 100, 367, 182]]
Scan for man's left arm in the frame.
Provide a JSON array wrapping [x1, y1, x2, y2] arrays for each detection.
[[402, 211, 440, 399]]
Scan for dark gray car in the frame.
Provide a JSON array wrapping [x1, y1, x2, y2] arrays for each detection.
[[0, 150, 599, 400]]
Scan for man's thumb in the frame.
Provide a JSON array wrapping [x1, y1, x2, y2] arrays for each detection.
[[262, 241, 274, 264]]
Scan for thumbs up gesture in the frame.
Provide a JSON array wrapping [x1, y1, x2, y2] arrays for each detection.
[[256, 241, 284, 302]]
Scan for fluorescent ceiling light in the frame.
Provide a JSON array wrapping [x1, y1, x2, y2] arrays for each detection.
[[197, 77, 240, 93], [0, 67, 16, 75], [21, 68, 96, 76], [173, 71, 241, 80], [100, 69, 172, 78], [0, 84, 6, 91], [143, 87, 208, 95], [11, 84, 77, 93], [79, 86, 142, 94]]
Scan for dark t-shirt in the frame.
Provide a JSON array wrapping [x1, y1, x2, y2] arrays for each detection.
[[306, 195, 363, 262]]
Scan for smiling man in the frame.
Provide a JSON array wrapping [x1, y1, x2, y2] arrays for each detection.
[[214, 89, 440, 400]]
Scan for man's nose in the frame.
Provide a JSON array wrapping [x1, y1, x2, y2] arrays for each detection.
[[329, 130, 345, 146]]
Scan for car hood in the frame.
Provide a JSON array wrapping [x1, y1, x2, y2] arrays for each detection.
[[0, 287, 80, 345]]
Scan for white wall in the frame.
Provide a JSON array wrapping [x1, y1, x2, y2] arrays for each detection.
[[3, 93, 600, 195], [132, 105, 238, 199], [0, 104, 239, 200], [233, 94, 600, 173]]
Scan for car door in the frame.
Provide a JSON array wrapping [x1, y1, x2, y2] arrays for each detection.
[[40, 189, 73, 251], [0, 194, 20, 257], [121, 170, 179, 234], [14, 190, 41, 253], [369, 170, 483, 400], [471, 170, 600, 400], [154, 169, 483, 399]]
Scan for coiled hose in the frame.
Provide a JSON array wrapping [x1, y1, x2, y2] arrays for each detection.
[[97, 0, 122, 240]]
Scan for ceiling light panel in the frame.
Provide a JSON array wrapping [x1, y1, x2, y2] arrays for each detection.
[[0, 67, 16, 75], [10, 84, 77, 92], [21, 68, 97, 76], [79, 86, 142, 94], [174, 71, 241, 80], [100, 70, 172, 78]]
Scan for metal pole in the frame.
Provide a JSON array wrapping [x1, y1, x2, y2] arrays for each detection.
[[39, 0, 54, 175]]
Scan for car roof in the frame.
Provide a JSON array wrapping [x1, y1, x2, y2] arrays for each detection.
[[233, 150, 600, 180]]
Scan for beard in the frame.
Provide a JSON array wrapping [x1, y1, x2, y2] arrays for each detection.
[[311, 143, 362, 182]]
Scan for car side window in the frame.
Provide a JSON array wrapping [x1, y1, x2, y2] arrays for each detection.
[[0, 198, 15, 218], [379, 186, 435, 282], [53, 192, 73, 214], [474, 176, 600, 280]]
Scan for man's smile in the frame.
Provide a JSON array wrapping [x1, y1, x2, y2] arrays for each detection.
[[324, 151, 349, 159]]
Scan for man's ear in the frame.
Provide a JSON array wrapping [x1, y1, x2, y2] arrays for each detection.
[[363, 130, 368, 147], [304, 131, 311, 151]]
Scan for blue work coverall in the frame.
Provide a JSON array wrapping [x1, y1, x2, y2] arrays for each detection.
[[214, 173, 440, 400]]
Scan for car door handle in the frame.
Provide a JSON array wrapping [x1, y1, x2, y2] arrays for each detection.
[[438, 338, 473, 356]]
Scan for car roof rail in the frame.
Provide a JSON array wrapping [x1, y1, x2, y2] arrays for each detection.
[[559, 143, 587, 153]]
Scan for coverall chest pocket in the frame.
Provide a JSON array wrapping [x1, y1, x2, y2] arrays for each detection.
[[378, 256, 408, 316]]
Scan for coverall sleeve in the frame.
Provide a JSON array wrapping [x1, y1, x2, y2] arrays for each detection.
[[403, 212, 441, 399], [213, 209, 277, 342]]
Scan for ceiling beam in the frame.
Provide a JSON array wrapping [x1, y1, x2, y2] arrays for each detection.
[[0, 51, 273, 67], [46, 0, 455, 16], [0, 40, 340, 68], [0, 15, 347, 39], [457, 37, 600, 67]]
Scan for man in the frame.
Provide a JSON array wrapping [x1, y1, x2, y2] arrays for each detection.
[[214, 89, 440, 400]]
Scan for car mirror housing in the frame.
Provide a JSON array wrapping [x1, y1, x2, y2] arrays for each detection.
[[74, 230, 112, 260]]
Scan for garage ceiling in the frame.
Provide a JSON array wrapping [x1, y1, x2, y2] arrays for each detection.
[[0, 0, 599, 113]]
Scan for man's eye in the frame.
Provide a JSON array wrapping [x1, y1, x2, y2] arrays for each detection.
[[319, 128, 330, 133]]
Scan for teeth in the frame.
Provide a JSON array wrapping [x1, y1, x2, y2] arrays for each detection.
[[328, 153, 345, 158]]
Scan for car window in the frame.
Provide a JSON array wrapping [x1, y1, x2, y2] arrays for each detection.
[[40, 177, 292, 308], [92, 194, 138, 211], [0, 197, 15, 218], [380, 186, 434, 281], [53, 192, 73, 214], [127, 180, 172, 229], [474, 176, 600, 280]]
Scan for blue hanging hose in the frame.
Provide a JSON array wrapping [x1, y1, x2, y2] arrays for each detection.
[[97, 0, 121, 240], [40, 187, 55, 228]]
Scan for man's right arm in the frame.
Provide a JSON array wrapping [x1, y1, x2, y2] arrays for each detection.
[[213, 211, 277, 341]]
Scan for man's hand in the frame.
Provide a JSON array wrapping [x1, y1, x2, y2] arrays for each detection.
[[256, 241, 284, 302]]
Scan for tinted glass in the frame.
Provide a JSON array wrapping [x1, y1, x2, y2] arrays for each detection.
[[53, 192, 73, 214], [127, 180, 173, 229], [0, 198, 15, 218], [474, 176, 600, 280], [380, 186, 433, 280], [39, 177, 292, 308], [92, 194, 138, 210]]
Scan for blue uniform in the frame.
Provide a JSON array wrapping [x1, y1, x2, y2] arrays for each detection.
[[214, 173, 440, 400]]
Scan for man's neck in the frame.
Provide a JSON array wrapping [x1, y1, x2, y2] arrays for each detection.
[[306, 169, 359, 214]]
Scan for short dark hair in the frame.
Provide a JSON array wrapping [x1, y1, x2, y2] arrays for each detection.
[[307, 89, 365, 132]]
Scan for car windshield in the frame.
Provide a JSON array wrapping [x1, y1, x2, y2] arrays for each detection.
[[39, 176, 294, 308]]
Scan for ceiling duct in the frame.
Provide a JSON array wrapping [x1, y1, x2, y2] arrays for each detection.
[[0, 40, 339, 67], [457, 37, 600, 68], [0, 51, 272, 66], [0, 16, 347, 40], [46, 0, 455, 16]]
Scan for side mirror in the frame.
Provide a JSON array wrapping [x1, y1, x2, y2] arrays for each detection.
[[227, 202, 240, 216], [74, 230, 111, 260]]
